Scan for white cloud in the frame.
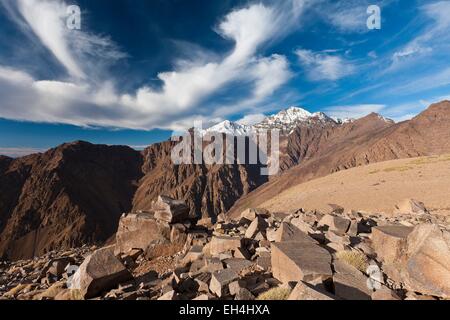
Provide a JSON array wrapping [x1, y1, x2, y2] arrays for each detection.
[[251, 54, 292, 100], [0, 147, 46, 157], [323, 104, 386, 119], [0, 0, 307, 131], [390, 1, 450, 68], [237, 113, 267, 126], [295, 49, 355, 81]]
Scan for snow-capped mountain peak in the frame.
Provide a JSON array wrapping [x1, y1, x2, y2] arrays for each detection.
[[201, 120, 253, 136], [253, 106, 337, 133]]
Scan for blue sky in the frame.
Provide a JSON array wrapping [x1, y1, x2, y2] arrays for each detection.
[[1, 0, 450, 156]]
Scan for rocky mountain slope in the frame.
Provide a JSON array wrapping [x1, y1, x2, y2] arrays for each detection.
[[132, 137, 267, 219], [0, 142, 143, 261]]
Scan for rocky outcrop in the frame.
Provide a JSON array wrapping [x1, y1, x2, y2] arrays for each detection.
[[0, 141, 143, 261], [71, 246, 132, 299], [401, 224, 450, 298], [132, 137, 267, 220]]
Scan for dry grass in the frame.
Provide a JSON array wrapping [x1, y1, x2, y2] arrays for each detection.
[[257, 287, 292, 300], [336, 250, 369, 273], [383, 166, 413, 173]]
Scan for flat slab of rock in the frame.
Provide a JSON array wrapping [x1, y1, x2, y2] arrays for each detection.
[[288, 281, 335, 300], [71, 246, 132, 299], [115, 212, 170, 254], [271, 241, 332, 283], [371, 225, 413, 264], [152, 195, 190, 223]]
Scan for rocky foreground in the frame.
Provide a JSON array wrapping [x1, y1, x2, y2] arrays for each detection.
[[0, 196, 449, 301]]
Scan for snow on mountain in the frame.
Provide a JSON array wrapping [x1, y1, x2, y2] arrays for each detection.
[[253, 106, 337, 133], [201, 120, 254, 136], [202, 106, 392, 137]]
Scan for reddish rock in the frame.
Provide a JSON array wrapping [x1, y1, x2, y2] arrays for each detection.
[[71, 246, 132, 299], [371, 225, 413, 264], [152, 196, 190, 223], [115, 212, 170, 254]]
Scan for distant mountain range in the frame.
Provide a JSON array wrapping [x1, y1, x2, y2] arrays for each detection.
[[202, 106, 392, 136]]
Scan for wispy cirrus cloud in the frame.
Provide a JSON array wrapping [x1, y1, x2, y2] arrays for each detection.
[[0, 147, 46, 157], [390, 1, 450, 70], [295, 49, 355, 81], [323, 104, 386, 119], [0, 0, 308, 131]]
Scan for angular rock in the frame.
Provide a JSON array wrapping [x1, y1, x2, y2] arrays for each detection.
[[245, 216, 268, 239], [290, 218, 315, 234], [223, 258, 253, 274], [115, 212, 170, 254], [229, 280, 245, 296], [170, 224, 188, 245], [210, 269, 239, 297], [193, 294, 210, 300], [394, 199, 429, 215], [152, 195, 190, 223], [274, 222, 316, 244], [256, 256, 271, 271], [401, 224, 450, 298], [318, 214, 351, 235], [204, 257, 224, 273], [371, 225, 413, 264], [158, 290, 179, 300], [271, 241, 332, 283], [71, 246, 132, 299], [240, 208, 270, 221], [209, 236, 242, 256], [288, 281, 335, 300], [235, 288, 255, 300], [333, 260, 372, 300]]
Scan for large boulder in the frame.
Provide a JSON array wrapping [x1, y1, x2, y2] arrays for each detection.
[[71, 246, 132, 299], [115, 212, 170, 254], [401, 224, 450, 298], [152, 196, 190, 223], [271, 241, 332, 283], [371, 225, 413, 264]]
